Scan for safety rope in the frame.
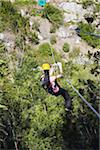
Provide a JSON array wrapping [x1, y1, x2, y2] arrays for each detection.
[[50, 45, 100, 119]]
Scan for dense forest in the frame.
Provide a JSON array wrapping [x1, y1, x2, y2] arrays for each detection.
[[0, 0, 99, 150]]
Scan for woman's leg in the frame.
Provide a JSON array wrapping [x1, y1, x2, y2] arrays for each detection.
[[60, 88, 71, 110]]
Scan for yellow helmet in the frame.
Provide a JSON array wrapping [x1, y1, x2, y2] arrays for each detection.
[[42, 63, 50, 70]]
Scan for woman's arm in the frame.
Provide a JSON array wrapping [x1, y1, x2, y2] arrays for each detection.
[[50, 62, 63, 76], [56, 74, 63, 79], [50, 74, 63, 82]]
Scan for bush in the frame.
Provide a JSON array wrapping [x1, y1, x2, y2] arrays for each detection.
[[39, 43, 52, 56], [50, 35, 57, 45], [44, 4, 63, 28], [63, 43, 70, 53]]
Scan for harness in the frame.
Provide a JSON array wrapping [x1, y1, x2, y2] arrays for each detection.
[[46, 80, 60, 95], [41, 77, 59, 94]]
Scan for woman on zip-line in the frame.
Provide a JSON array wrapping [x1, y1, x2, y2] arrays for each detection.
[[40, 62, 72, 111]]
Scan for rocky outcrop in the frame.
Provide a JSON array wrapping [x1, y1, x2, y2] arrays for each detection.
[[73, 53, 94, 65], [20, 8, 29, 17], [0, 32, 15, 51], [56, 26, 77, 39], [39, 19, 51, 40], [59, 2, 86, 23]]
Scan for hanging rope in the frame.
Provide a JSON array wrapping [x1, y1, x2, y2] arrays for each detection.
[[49, 45, 100, 119]]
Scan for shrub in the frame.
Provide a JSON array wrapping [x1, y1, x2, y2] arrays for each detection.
[[39, 43, 52, 56], [50, 35, 57, 45], [63, 43, 70, 53], [44, 4, 63, 28]]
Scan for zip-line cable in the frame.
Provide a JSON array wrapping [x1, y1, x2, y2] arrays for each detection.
[[50, 46, 56, 64], [49, 45, 100, 119], [75, 28, 100, 38], [66, 79, 100, 119]]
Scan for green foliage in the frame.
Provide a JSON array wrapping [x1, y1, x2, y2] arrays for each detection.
[[63, 59, 99, 149], [0, 1, 29, 33], [94, 3, 100, 13], [12, 48, 65, 149], [15, 34, 26, 50], [0, 45, 99, 149], [37, 43, 61, 65], [78, 22, 100, 48], [44, 4, 63, 28], [23, 96, 64, 150], [63, 42, 70, 53], [69, 47, 80, 59], [0, 42, 6, 53], [14, 0, 37, 6], [28, 32, 39, 44], [38, 42, 52, 56], [0, 42, 9, 80], [81, 0, 93, 8], [50, 35, 57, 45]]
